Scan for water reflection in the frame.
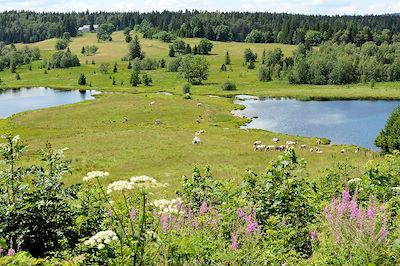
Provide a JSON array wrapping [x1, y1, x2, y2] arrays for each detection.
[[234, 97, 400, 149], [0, 87, 96, 118]]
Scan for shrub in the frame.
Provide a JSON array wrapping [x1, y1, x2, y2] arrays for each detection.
[[222, 80, 236, 91], [78, 73, 86, 85], [99, 63, 109, 74], [258, 65, 272, 81], [15, 72, 20, 80], [182, 83, 191, 94], [142, 73, 152, 86], [141, 58, 158, 70], [168, 57, 182, 72], [244, 48, 257, 62], [247, 60, 255, 69], [220, 64, 227, 71]]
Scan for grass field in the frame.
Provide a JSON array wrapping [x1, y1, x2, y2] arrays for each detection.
[[0, 31, 397, 195]]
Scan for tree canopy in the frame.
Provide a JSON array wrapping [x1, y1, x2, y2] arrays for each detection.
[[375, 106, 400, 152]]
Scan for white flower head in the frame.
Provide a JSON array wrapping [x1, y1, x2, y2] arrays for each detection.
[[130, 175, 167, 189], [83, 171, 109, 182], [84, 230, 118, 248], [107, 180, 133, 194]]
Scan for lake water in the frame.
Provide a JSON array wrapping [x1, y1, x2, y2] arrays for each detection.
[[233, 96, 400, 149], [0, 87, 96, 118]]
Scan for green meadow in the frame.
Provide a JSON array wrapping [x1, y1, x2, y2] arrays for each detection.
[[1, 31, 398, 194]]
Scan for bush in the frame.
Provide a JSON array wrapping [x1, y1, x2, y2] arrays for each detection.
[[78, 73, 86, 85], [220, 64, 227, 71], [99, 63, 109, 74], [182, 83, 191, 94], [50, 50, 80, 68], [168, 57, 182, 72], [248, 60, 255, 69], [55, 39, 69, 50], [222, 80, 236, 91], [142, 73, 152, 86], [15, 72, 20, 80], [141, 58, 158, 70], [244, 48, 257, 62], [258, 65, 272, 81]]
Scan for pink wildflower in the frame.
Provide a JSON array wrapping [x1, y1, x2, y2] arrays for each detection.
[[367, 206, 376, 219], [200, 200, 208, 215], [236, 208, 245, 219], [342, 190, 351, 205], [310, 231, 318, 241], [245, 214, 259, 234], [230, 234, 238, 251], [349, 200, 360, 220], [130, 208, 137, 220], [160, 213, 170, 232], [7, 248, 15, 256]]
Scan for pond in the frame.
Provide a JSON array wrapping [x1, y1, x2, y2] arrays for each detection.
[[0, 87, 96, 118], [233, 96, 400, 149]]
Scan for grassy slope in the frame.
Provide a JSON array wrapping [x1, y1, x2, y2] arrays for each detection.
[[5, 31, 400, 99], [0, 31, 394, 195]]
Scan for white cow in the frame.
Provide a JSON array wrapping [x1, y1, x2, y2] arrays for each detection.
[[150, 101, 156, 105], [299, 144, 307, 149], [192, 136, 201, 144], [254, 144, 267, 151], [272, 137, 280, 142]]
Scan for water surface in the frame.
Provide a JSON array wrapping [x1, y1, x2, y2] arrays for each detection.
[[0, 87, 96, 118], [233, 97, 400, 149]]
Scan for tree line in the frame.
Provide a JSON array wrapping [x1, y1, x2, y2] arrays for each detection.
[[2, 10, 400, 45]]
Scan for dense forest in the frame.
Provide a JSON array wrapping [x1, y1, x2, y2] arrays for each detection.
[[2, 10, 400, 45]]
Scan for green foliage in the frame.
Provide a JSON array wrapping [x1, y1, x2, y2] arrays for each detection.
[[247, 60, 255, 69], [50, 50, 80, 68], [168, 46, 175, 57], [128, 35, 143, 60], [258, 65, 272, 82], [99, 63, 109, 74], [130, 70, 141, 86], [78, 73, 86, 85], [113, 62, 117, 73], [220, 63, 227, 71], [305, 30, 323, 46], [244, 48, 257, 63], [167, 57, 182, 72], [222, 80, 236, 91], [225, 51, 231, 65], [55, 38, 69, 50], [142, 73, 152, 86], [159, 58, 166, 68], [153, 31, 175, 43], [245, 29, 265, 43], [178, 55, 209, 84], [97, 23, 114, 41], [197, 38, 213, 55], [0, 45, 40, 72], [375, 106, 400, 153], [182, 83, 191, 94], [15, 72, 20, 80]]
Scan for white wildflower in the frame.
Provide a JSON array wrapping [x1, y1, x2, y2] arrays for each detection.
[[130, 175, 168, 189], [348, 178, 362, 184], [83, 171, 109, 182], [84, 230, 118, 248], [107, 180, 133, 194], [153, 198, 181, 214], [11, 135, 20, 143]]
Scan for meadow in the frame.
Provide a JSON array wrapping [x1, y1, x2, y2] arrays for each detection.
[[0, 31, 398, 194]]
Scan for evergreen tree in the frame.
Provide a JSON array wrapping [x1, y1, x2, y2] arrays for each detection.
[[225, 51, 231, 65], [185, 44, 192, 54], [15, 72, 20, 80], [128, 35, 142, 60], [130, 70, 141, 86], [78, 73, 86, 85], [81, 46, 86, 54], [127, 62, 132, 69], [375, 106, 400, 152], [169, 46, 175, 57], [113, 63, 118, 73]]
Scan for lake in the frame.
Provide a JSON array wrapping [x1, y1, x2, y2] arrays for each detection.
[[0, 87, 96, 118], [233, 96, 400, 149]]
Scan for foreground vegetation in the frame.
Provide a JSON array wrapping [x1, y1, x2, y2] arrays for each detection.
[[1, 135, 399, 265]]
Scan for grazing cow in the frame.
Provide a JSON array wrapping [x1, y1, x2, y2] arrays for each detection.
[[150, 101, 156, 105], [196, 119, 201, 124], [155, 119, 161, 125], [341, 149, 345, 153], [355, 147, 360, 153], [316, 139, 321, 145], [286, 140, 296, 146], [309, 148, 314, 153], [272, 137, 280, 142], [299, 144, 307, 149], [254, 144, 267, 151], [197, 103, 203, 107], [192, 136, 201, 144], [315, 147, 320, 152], [123, 117, 128, 123]]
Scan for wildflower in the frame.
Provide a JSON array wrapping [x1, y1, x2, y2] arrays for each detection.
[[237, 208, 245, 219], [84, 230, 118, 248], [83, 171, 109, 182], [230, 234, 238, 251], [106, 208, 113, 217], [310, 231, 318, 241], [245, 214, 259, 234], [130, 208, 137, 220], [7, 248, 15, 256], [153, 198, 180, 214], [160, 213, 170, 232], [106, 180, 133, 194], [367, 205, 376, 219], [349, 200, 360, 219], [200, 200, 208, 215], [342, 190, 350, 204]]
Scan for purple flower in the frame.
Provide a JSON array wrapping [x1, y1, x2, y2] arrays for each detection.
[[7, 248, 15, 256], [130, 208, 137, 220], [310, 231, 318, 241], [230, 234, 238, 251], [236, 208, 245, 219], [106, 208, 113, 217], [160, 213, 170, 232], [245, 214, 259, 234], [188, 208, 194, 219], [200, 200, 208, 215], [349, 200, 360, 220], [191, 219, 199, 229], [367, 206, 376, 219], [342, 190, 351, 205]]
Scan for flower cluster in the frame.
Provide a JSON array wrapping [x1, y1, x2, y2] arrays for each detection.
[[107, 180, 133, 194], [153, 198, 182, 214], [83, 171, 110, 182], [84, 230, 118, 250], [323, 189, 388, 245]]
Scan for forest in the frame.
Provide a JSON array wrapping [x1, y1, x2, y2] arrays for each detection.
[[2, 10, 400, 45]]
